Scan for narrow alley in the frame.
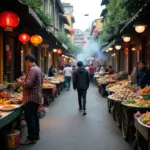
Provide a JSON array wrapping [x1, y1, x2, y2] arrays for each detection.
[[18, 85, 131, 150]]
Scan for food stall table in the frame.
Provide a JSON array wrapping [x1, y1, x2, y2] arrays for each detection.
[[107, 95, 123, 128], [134, 117, 150, 150], [121, 103, 150, 141], [98, 83, 109, 97], [42, 85, 56, 106]]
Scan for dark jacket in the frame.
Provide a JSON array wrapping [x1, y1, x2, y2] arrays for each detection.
[[136, 68, 150, 88], [73, 67, 90, 90], [48, 68, 55, 77]]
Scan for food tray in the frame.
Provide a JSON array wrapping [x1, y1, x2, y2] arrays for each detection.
[[108, 95, 123, 101], [122, 102, 150, 108], [137, 116, 150, 129], [0, 105, 20, 111]]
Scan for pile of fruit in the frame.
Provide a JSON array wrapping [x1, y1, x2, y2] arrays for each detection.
[[0, 91, 11, 99], [139, 86, 150, 95], [111, 88, 137, 100]]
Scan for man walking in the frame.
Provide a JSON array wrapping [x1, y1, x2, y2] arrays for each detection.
[[63, 64, 72, 91], [16, 55, 43, 145], [73, 61, 90, 116]]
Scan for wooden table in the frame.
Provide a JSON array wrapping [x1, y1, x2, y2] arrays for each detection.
[[42, 85, 56, 106], [107, 95, 123, 128]]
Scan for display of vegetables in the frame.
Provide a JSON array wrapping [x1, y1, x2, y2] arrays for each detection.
[[140, 112, 150, 126], [123, 99, 150, 107]]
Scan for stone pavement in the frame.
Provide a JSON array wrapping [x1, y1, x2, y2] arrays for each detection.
[[17, 85, 131, 150]]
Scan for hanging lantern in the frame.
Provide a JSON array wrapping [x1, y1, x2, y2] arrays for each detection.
[[124, 48, 129, 56], [30, 35, 43, 46], [53, 49, 57, 53], [57, 49, 62, 55], [108, 47, 113, 51], [115, 45, 121, 50], [69, 29, 75, 34], [18, 33, 30, 44], [94, 29, 99, 34], [0, 11, 20, 32], [122, 36, 131, 42], [134, 24, 147, 33], [132, 47, 136, 51]]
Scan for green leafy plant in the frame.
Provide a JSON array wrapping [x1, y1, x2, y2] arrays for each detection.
[[23, 0, 51, 26]]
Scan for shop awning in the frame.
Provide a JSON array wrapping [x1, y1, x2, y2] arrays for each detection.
[[0, 0, 44, 28], [101, 0, 109, 6], [120, 1, 150, 34], [71, 16, 75, 23], [102, 39, 115, 52], [59, 14, 70, 25], [100, 8, 108, 17]]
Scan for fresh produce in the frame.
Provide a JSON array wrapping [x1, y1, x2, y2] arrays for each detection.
[[123, 99, 150, 107], [97, 75, 116, 84], [0, 99, 11, 106], [123, 84, 136, 92], [0, 91, 11, 99], [139, 86, 150, 95], [140, 112, 150, 126], [111, 88, 137, 100]]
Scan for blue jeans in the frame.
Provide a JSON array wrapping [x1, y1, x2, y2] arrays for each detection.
[[65, 76, 71, 89]]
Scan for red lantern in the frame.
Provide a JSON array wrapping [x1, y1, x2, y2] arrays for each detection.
[[18, 33, 30, 44], [124, 48, 129, 56], [94, 29, 99, 34], [69, 29, 75, 34], [57, 49, 62, 55], [0, 11, 20, 32]]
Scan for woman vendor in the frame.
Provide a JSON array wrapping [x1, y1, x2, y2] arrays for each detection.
[[136, 60, 150, 88]]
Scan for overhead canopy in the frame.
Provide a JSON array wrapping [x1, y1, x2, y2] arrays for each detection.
[[71, 16, 75, 23], [100, 8, 108, 17], [101, 0, 109, 6], [120, 1, 150, 34], [59, 14, 70, 25]]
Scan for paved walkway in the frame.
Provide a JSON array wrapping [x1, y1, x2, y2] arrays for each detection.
[[18, 85, 131, 150]]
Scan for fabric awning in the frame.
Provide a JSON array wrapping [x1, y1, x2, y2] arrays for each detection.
[[101, 0, 109, 6], [100, 8, 108, 17], [102, 39, 115, 52]]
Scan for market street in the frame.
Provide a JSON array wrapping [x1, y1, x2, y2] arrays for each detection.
[[17, 85, 131, 150]]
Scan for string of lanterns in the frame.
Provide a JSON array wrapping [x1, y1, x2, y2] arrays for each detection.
[[53, 49, 62, 55]]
